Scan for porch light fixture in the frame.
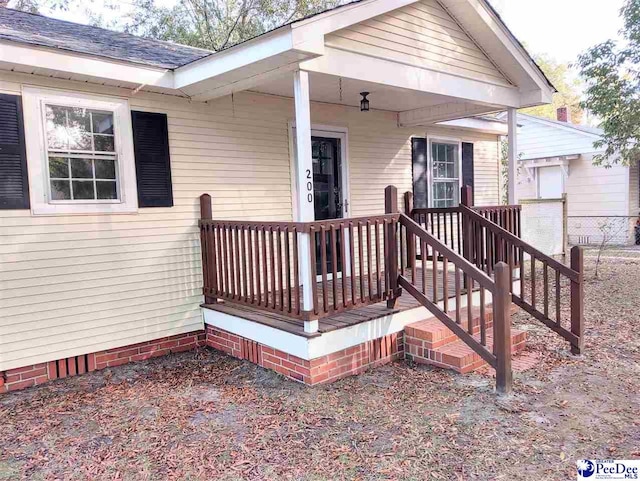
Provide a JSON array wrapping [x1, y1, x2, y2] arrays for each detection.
[[360, 92, 370, 112]]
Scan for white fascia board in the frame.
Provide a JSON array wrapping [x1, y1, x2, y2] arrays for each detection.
[[400, 103, 502, 127], [174, 27, 323, 90], [446, 0, 555, 100], [302, 47, 521, 109], [292, 0, 417, 37], [0, 41, 174, 88], [438, 117, 508, 135], [518, 114, 603, 140]]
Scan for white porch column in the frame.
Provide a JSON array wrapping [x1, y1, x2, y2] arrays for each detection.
[[507, 107, 518, 205], [293, 70, 318, 334]]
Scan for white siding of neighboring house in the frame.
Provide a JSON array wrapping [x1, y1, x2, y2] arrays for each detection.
[[515, 115, 602, 161], [325, 0, 511, 88], [515, 115, 630, 216], [0, 70, 501, 371]]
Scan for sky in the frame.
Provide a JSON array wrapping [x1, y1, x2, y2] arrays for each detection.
[[490, 0, 625, 63], [33, 0, 627, 67]]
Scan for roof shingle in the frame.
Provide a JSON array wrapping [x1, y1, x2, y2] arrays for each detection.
[[0, 7, 212, 69]]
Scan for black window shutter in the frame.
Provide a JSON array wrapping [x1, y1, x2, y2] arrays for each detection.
[[0, 94, 29, 209], [462, 142, 474, 203], [131, 111, 173, 208], [411, 137, 428, 209]]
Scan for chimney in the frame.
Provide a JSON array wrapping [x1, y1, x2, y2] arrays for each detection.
[[557, 106, 571, 123]]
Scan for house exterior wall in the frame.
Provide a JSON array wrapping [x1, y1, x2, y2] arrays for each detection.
[[324, 0, 510, 88], [0, 70, 501, 372], [630, 163, 639, 218], [515, 116, 601, 161]]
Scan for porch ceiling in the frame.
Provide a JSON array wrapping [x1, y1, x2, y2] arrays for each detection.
[[251, 71, 456, 113], [250, 70, 502, 125]]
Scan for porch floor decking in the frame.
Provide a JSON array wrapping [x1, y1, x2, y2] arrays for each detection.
[[203, 266, 471, 337]]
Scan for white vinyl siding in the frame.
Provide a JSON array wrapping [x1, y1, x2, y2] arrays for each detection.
[[325, 0, 511, 88], [515, 116, 602, 161], [0, 71, 501, 371]]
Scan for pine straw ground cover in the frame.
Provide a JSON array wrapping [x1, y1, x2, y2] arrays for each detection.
[[1, 248, 639, 480]]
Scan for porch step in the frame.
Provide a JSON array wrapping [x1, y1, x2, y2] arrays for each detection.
[[404, 305, 525, 374]]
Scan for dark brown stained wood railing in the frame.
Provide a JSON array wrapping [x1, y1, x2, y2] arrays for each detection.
[[404, 191, 521, 264], [306, 214, 399, 318], [397, 212, 513, 393], [459, 204, 584, 354], [199, 194, 400, 321]]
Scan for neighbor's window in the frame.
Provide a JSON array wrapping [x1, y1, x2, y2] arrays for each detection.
[[431, 141, 459, 207], [46, 105, 119, 202]]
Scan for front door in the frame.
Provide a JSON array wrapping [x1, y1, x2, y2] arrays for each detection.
[[312, 136, 343, 275]]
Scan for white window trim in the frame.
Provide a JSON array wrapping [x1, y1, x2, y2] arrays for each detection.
[[22, 86, 138, 215], [426, 136, 462, 208]]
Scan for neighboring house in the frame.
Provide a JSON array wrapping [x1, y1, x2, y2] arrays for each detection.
[[0, 1, 582, 394], [511, 109, 640, 245]]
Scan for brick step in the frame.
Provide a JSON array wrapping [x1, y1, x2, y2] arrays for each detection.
[[406, 329, 527, 374], [404, 304, 518, 351]]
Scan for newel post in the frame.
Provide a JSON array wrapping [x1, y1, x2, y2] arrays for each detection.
[[385, 185, 399, 308], [493, 262, 513, 394], [570, 246, 584, 355], [404, 191, 415, 269], [461, 185, 474, 264], [199, 194, 217, 304]]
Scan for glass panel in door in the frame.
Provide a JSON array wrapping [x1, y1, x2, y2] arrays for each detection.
[[312, 136, 343, 276]]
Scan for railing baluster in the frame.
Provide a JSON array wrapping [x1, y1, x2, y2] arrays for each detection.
[[375, 220, 382, 299], [443, 257, 449, 313], [455, 266, 461, 324], [320, 225, 328, 313], [277, 227, 283, 310], [241, 227, 248, 303], [555, 270, 561, 326], [340, 223, 348, 308], [432, 248, 437, 302], [531, 256, 536, 310], [480, 287, 486, 346], [261, 227, 268, 308], [309, 227, 319, 316], [269, 227, 276, 310], [284, 227, 292, 313], [234, 226, 241, 300], [543, 262, 549, 318], [350, 223, 357, 306], [421, 239, 427, 295], [358, 222, 365, 303], [467, 277, 474, 335], [367, 220, 373, 301], [330, 224, 338, 311], [222, 224, 230, 300], [293, 227, 300, 315], [247, 228, 254, 304]]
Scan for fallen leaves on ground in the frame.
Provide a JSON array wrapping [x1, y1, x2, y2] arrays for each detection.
[[0, 248, 638, 480]]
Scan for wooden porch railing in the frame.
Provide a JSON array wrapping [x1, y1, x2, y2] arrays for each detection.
[[403, 189, 522, 260], [460, 204, 584, 354], [199, 194, 400, 323]]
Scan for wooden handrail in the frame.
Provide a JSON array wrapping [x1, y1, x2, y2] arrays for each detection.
[[397, 211, 513, 393], [400, 213, 496, 291], [460, 204, 578, 282]]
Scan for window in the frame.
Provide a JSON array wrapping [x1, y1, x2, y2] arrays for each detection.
[[537, 166, 564, 199], [430, 140, 460, 207], [23, 87, 137, 215], [46, 106, 118, 202]]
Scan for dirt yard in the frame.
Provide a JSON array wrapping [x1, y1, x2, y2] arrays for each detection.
[[1, 248, 639, 480]]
